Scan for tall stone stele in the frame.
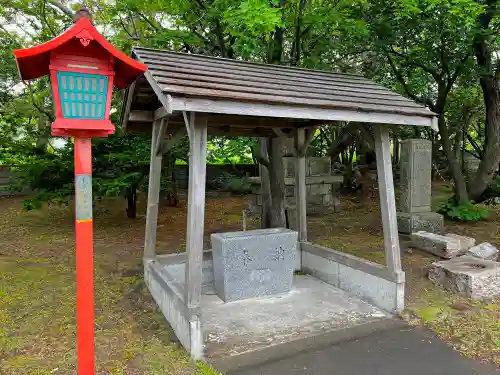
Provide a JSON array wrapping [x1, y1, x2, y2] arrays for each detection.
[[396, 139, 443, 234]]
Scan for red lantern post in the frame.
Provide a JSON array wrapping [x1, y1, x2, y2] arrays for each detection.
[[13, 10, 147, 375]]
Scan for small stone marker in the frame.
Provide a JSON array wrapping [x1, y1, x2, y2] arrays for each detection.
[[410, 231, 461, 259], [429, 256, 500, 300], [466, 242, 499, 261]]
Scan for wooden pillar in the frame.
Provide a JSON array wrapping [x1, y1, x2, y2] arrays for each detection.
[[294, 128, 307, 242], [374, 125, 402, 274], [184, 112, 208, 309], [144, 118, 166, 259]]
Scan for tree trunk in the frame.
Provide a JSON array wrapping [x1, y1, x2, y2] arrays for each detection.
[[454, 125, 463, 172], [467, 5, 500, 201], [468, 82, 500, 200], [165, 155, 179, 206], [268, 137, 286, 228], [126, 186, 137, 219], [437, 113, 469, 203], [259, 138, 272, 228]]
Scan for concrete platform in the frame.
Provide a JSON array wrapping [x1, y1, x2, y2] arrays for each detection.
[[231, 325, 499, 375], [161, 260, 392, 371]]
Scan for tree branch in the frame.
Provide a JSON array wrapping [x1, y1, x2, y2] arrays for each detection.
[[465, 132, 483, 159], [387, 46, 440, 81], [136, 12, 160, 31], [42, 0, 57, 37], [26, 82, 54, 122], [385, 53, 419, 103], [118, 15, 135, 39], [447, 52, 472, 93], [47, 0, 72, 17]]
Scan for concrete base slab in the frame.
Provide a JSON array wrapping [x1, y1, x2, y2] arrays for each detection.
[[202, 275, 391, 372], [429, 256, 500, 300], [155, 255, 395, 370], [397, 212, 443, 234]]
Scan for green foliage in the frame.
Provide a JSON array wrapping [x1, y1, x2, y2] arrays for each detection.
[[92, 133, 151, 199], [208, 172, 253, 194], [3, 134, 153, 213], [439, 199, 489, 221], [207, 137, 256, 164], [225, 176, 253, 195]]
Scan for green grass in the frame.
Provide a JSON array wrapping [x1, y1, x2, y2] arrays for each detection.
[[406, 287, 500, 366]]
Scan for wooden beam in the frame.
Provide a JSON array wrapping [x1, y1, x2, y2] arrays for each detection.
[[170, 96, 435, 127], [144, 70, 173, 119], [184, 112, 208, 310], [374, 125, 402, 274], [128, 110, 153, 123], [144, 119, 166, 259], [154, 118, 168, 156], [154, 95, 173, 120], [121, 80, 136, 131], [294, 127, 307, 269], [182, 111, 192, 141]]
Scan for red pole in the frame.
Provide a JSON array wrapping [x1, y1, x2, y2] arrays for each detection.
[[74, 137, 95, 375]]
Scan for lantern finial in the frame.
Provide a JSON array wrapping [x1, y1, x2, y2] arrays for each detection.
[[74, 8, 93, 24]]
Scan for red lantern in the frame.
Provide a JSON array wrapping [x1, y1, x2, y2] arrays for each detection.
[[13, 9, 147, 375], [13, 9, 146, 138]]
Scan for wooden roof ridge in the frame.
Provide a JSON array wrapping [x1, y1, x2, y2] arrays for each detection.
[[133, 46, 368, 80], [123, 47, 438, 133]]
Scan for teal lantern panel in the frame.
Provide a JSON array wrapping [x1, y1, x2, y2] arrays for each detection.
[[57, 71, 108, 120]]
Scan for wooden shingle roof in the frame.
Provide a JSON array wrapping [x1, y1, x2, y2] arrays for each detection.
[[123, 47, 437, 136]]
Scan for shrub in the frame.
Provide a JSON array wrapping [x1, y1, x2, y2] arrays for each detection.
[[438, 199, 488, 221], [225, 177, 253, 195]]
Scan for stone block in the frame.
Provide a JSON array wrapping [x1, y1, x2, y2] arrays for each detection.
[[310, 183, 332, 195], [307, 194, 323, 206], [399, 139, 432, 213], [308, 157, 331, 176], [211, 228, 298, 302], [466, 242, 499, 261], [444, 233, 475, 252], [410, 231, 461, 259], [397, 212, 444, 234], [428, 256, 500, 300]]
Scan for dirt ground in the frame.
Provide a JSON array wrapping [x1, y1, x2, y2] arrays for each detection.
[[0, 184, 499, 374]]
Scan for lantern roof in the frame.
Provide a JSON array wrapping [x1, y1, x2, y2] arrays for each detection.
[[13, 16, 147, 88]]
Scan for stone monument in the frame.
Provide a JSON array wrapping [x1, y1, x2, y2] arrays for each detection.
[[397, 139, 443, 234]]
